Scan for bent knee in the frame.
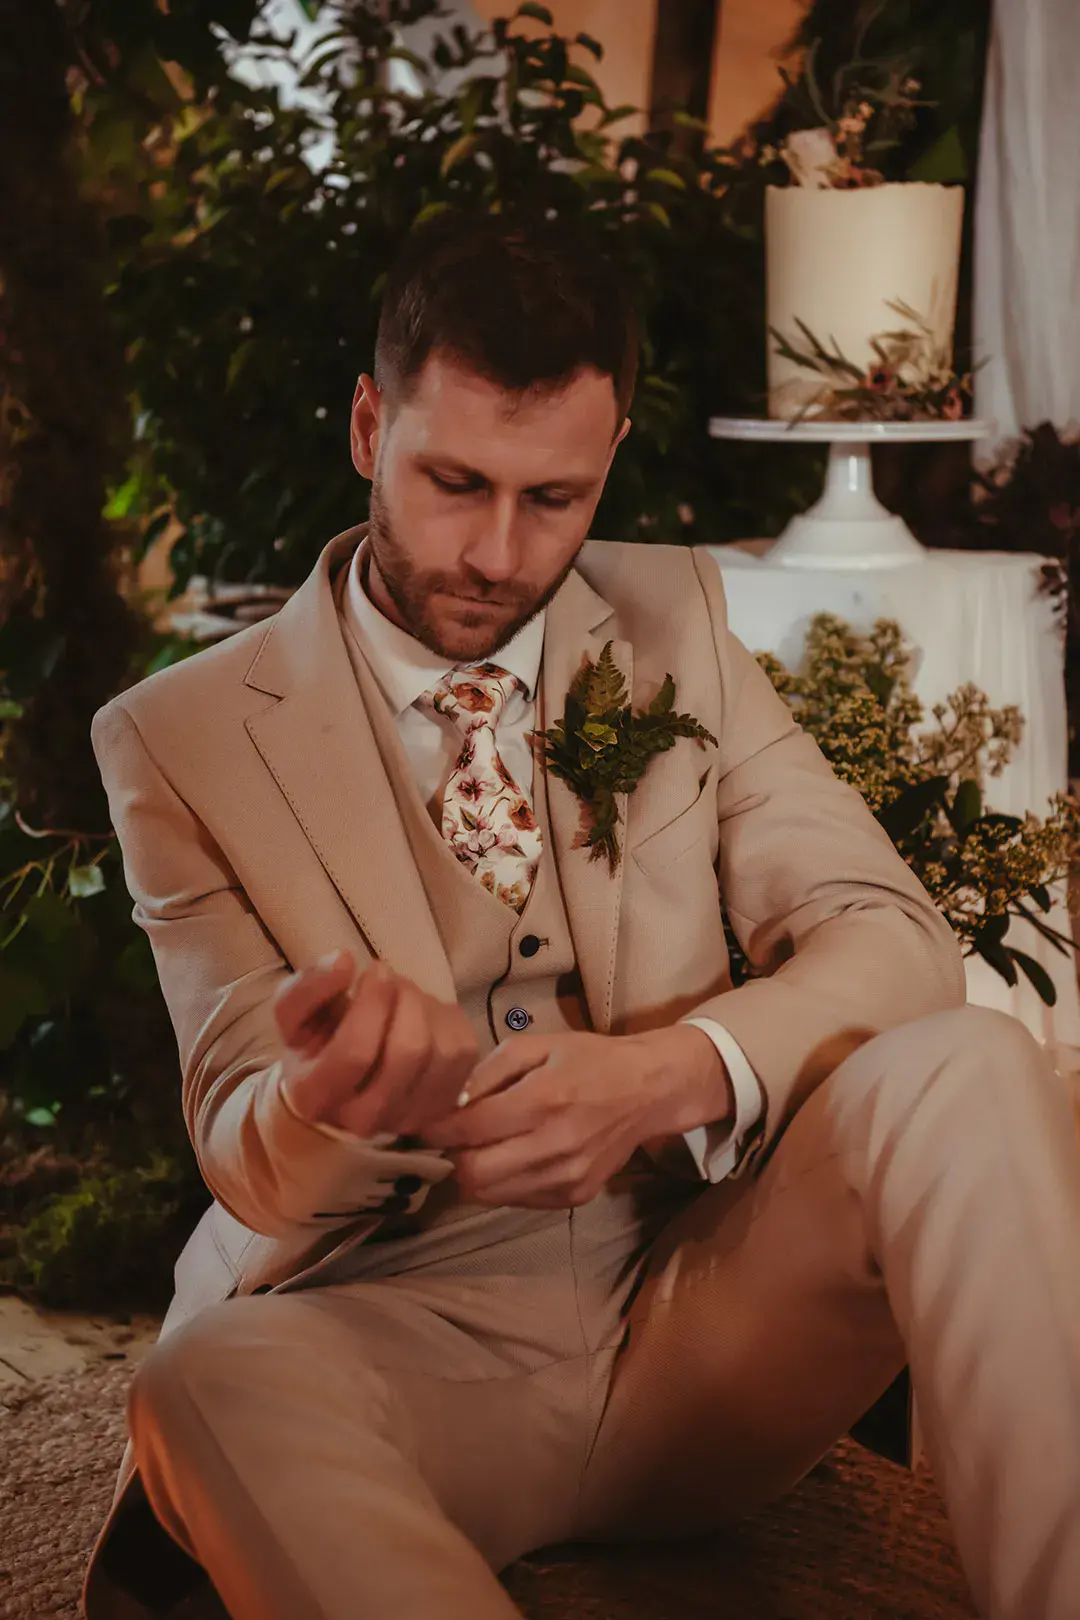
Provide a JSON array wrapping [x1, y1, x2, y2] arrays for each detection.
[[827, 1003, 1050, 1130], [900, 1003, 1043, 1071], [130, 1296, 268, 1408]]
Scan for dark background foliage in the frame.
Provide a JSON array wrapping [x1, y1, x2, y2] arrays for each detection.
[[11, 0, 1075, 1312]]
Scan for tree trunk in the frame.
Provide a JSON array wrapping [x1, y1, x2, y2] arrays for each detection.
[[0, 0, 140, 834]]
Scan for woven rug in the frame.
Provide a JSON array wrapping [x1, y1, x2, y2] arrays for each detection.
[[0, 1362, 978, 1620]]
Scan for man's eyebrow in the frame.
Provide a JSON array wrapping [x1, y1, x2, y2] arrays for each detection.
[[415, 454, 595, 495]]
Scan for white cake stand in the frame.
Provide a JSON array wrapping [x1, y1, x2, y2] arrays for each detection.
[[708, 417, 994, 568]]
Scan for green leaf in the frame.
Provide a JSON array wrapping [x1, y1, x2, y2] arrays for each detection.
[[67, 863, 105, 899], [1029, 884, 1053, 913], [580, 719, 619, 748], [21, 888, 76, 947], [412, 201, 452, 231], [459, 77, 487, 133], [386, 46, 430, 77], [0, 698, 24, 719], [876, 776, 949, 842], [24, 1105, 59, 1128], [1009, 949, 1058, 1006], [907, 124, 968, 185], [582, 643, 627, 712], [516, 2, 554, 23], [575, 31, 603, 59], [644, 201, 671, 229], [103, 472, 139, 520], [225, 341, 255, 392], [599, 104, 638, 127], [975, 938, 1018, 987], [975, 912, 1011, 947], [1013, 902, 1072, 956], [948, 778, 981, 834], [441, 133, 478, 177], [646, 168, 687, 190], [647, 674, 676, 716]]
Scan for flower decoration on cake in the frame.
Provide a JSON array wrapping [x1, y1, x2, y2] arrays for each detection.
[[770, 300, 981, 423], [748, 6, 929, 192]]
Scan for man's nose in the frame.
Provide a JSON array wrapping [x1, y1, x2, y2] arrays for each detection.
[[461, 494, 525, 584]]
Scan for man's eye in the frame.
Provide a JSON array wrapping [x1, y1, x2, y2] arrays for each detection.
[[430, 472, 479, 495], [529, 491, 574, 511]]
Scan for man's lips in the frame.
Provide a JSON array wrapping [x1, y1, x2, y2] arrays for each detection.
[[441, 590, 516, 608]]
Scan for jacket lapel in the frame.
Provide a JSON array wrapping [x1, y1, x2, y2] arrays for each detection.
[[241, 522, 631, 1031], [241, 524, 457, 1004], [538, 568, 631, 1034]]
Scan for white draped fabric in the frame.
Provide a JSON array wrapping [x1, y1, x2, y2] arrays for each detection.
[[974, 0, 1080, 453]]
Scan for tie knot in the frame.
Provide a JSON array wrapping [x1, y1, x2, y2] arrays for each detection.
[[416, 663, 521, 732]]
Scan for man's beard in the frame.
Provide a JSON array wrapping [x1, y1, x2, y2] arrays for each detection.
[[365, 484, 579, 662]]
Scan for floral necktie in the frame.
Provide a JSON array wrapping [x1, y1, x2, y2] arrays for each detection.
[[415, 663, 543, 913]]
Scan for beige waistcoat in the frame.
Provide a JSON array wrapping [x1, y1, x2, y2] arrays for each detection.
[[330, 555, 672, 1264]]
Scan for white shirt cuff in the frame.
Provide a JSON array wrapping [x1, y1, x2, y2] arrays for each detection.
[[679, 1017, 765, 1182]]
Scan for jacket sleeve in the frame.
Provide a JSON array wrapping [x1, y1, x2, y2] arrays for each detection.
[[90, 698, 453, 1239], [677, 546, 967, 1180]]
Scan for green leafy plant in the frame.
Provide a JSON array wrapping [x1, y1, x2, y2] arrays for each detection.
[[96, 0, 774, 592], [0, 1150, 207, 1313], [534, 642, 717, 872], [751, 613, 1080, 1001]]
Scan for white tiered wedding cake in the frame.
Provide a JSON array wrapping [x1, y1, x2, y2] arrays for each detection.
[[766, 181, 965, 420]]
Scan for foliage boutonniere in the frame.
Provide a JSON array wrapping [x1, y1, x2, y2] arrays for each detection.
[[532, 642, 718, 873]]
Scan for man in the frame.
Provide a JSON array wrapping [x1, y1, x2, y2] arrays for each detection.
[[82, 212, 1080, 1620]]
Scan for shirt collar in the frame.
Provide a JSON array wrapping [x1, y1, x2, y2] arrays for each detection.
[[343, 539, 546, 718]]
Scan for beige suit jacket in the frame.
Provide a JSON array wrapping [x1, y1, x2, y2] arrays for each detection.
[[87, 525, 964, 1532]]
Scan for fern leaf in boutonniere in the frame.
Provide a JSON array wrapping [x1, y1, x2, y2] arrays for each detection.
[[533, 642, 718, 873]]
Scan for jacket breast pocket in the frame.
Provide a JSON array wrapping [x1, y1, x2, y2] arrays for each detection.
[[629, 771, 715, 875]]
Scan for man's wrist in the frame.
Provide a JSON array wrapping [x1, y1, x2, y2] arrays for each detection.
[[636, 1022, 736, 1142]]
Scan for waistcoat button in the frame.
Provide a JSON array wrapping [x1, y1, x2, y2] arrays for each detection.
[[505, 1006, 531, 1032], [518, 934, 541, 957]]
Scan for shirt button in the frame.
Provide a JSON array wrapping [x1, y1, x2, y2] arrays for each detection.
[[518, 934, 541, 957], [505, 1006, 531, 1032]]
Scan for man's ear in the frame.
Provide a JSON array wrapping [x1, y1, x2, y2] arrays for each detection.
[[607, 416, 631, 467], [350, 373, 382, 479]]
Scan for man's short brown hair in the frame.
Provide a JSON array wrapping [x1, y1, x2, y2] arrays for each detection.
[[373, 209, 638, 429]]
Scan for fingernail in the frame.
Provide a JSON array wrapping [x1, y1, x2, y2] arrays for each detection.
[[457, 1089, 470, 1108], [316, 949, 347, 969]]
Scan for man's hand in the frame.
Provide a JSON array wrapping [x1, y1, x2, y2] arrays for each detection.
[[419, 1024, 734, 1208], [273, 950, 479, 1139]]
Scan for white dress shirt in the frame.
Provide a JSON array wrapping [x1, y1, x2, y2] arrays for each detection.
[[301, 545, 765, 1183]]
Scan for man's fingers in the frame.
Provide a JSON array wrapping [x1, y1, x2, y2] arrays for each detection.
[[294, 963, 398, 1121], [422, 1066, 559, 1150], [395, 1015, 479, 1135], [274, 950, 355, 1048], [457, 1035, 552, 1107], [451, 1130, 587, 1204], [344, 979, 433, 1134]]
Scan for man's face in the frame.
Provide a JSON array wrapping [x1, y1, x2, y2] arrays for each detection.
[[350, 351, 629, 662]]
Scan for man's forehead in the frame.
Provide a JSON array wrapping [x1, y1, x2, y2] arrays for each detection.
[[404, 353, 618, 433]]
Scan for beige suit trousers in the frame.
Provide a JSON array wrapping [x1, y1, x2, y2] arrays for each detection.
[[127, 1006, 1080, 1620]]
